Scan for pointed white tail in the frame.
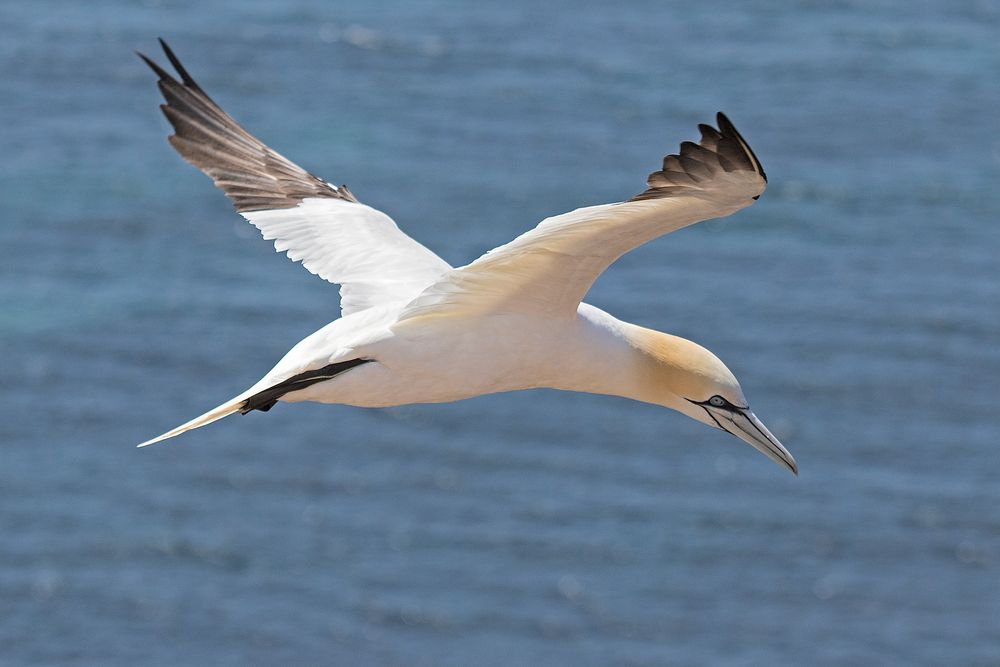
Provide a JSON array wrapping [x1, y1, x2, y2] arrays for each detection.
[[137, 392, 250, 447]]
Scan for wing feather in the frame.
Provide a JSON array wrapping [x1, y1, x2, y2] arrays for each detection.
[[140, 39, 450, 315], [398, 113, 766, 321]]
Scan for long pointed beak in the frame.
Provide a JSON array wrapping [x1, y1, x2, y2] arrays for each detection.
[[710, 407, 798, 475]]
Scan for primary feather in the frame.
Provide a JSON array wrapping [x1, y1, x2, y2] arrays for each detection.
[[140, 38, 450, 316]]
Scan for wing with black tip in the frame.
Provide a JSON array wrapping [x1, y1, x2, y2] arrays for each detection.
[[139, 39, 451, 315], [397, 113, 767, 321]]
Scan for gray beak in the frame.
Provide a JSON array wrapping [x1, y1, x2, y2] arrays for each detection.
[[708, 407, 798, 475]]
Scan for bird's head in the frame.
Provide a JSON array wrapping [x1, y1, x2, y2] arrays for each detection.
[[629, 328, 798, 475]]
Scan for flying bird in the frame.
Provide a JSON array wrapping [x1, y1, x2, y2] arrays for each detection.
[[137, 39, 797, 475]]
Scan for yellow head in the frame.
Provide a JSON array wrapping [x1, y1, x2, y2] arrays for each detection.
[[627, 326, 797, 475]]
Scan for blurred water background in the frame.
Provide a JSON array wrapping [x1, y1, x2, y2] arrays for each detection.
[[2, 0, 999, 664]]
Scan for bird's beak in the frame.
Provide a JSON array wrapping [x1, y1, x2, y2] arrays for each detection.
[[708, 407, 798, 475]]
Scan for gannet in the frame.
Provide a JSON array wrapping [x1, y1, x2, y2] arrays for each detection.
[[137, 39, 797, 475]]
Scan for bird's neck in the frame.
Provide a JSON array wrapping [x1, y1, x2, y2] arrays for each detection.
[[545, 306, 695, 413]]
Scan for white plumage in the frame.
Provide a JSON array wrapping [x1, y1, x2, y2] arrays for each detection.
[[137, 40, 796, 475], [245, 198, 451, 316]]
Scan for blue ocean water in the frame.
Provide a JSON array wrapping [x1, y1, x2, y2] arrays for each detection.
[[2, 0, 999, 664]]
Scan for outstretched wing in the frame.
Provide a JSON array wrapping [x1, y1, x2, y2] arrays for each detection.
[[398, 113, 766, 321], [139, 39, 450, 316]]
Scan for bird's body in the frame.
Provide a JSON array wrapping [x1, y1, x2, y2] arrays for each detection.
[[137, 40, 798, 474], [254, 303, 681, 409]]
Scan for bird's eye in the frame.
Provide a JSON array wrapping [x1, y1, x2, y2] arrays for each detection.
[[709, 395, 727, 408]]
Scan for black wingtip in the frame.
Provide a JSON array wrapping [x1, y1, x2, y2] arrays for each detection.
[[715, 112, 735, 134], [137, 50, 174, 82], [697, 122, 722, 142], [715, 111, 766, 183], [157, 38, 200, 89]]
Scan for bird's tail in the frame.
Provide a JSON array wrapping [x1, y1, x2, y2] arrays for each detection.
[[137, 359, 373, 448], [137, 391, 252, 448]]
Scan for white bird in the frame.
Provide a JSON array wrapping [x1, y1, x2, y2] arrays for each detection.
[[137, 40, 797, 475]]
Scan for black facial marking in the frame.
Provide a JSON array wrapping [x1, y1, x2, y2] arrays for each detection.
[[687, 395, 746, 412], [701, 407, 727, 431]]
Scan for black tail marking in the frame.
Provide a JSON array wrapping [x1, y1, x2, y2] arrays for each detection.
[[239, 358, 373, 415]]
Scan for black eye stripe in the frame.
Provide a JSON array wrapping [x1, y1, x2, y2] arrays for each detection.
[[686, 395, 748, 411], [701, 406, 727, 431]]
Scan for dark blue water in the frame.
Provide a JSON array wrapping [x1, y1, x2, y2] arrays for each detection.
[[3, 1, 999, 664]]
